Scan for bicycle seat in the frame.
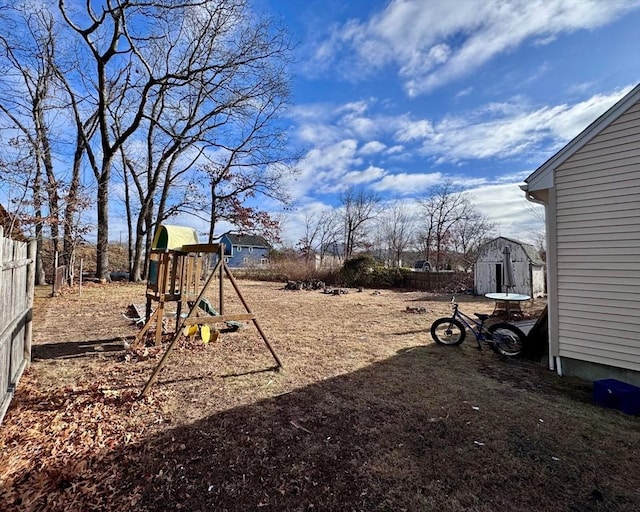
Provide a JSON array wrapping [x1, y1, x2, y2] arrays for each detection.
[[474, 313, 491, 322]]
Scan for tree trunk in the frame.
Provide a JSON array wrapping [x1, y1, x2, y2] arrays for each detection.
[[39, 114, 60, 255], [130, 213, 147, 282], [130, 234, 145, 282], [95, 171, 110, 281], [62, 139, 84, 280], [144, 208, 155, 279], [35, 227, 46, 286], [122, 160, 134, 277]]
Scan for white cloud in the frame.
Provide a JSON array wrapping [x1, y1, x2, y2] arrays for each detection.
[[545, 88, 635, 140], [321, 165, 387, 193], [386, 145, 405, 155], [287, 139, 366, 197], [398, 86, 632, 162], [371, 172, 443, 195], [455, 86, 474, 99], [286, 87, 632, 208], [297, 123, 343, 145], [359, 140, 387, 155], [395, 119, 434, 142], [467, 182, 545, 242], [310, 0, 638, 95]]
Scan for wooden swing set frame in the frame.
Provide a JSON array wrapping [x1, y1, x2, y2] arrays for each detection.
[[134, 243, 282, 396]]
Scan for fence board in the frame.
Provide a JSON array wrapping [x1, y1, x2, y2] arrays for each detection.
[[0, 227, 36, 424], [402, 270, 471, 291]]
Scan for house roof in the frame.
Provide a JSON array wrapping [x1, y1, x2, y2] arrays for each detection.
[[223, 233, 270, 247], [524, 83, 640, 193]]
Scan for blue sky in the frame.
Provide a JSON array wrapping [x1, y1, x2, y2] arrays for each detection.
[[251, 0, 640, 246]]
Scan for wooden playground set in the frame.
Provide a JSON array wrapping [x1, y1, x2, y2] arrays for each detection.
[[133, 225, 282, 396]]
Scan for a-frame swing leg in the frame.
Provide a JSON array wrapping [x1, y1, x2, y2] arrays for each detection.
[[223, 261, 283, 369], [139, 256, 283, 397]]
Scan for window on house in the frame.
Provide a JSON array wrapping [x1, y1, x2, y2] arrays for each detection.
[[236, 246, 242, 252], [249, 247, 253, 253]]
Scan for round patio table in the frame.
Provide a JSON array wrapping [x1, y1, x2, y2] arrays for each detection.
[[485, 293, 531, 317]]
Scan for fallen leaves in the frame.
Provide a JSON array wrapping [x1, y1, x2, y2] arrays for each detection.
[[0, 368, 166, 511]]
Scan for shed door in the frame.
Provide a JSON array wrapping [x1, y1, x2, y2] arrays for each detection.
[[495, 264, 502, 293]]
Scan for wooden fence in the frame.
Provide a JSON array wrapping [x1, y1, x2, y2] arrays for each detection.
[[0, 227, 36, 424], [402, 270, 472, 291]]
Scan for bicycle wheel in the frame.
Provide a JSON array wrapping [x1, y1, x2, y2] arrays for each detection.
[[487, 323, 525, 357], [430, 318, 466, 346]]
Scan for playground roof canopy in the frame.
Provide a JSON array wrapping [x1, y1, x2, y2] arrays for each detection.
[[152, 224, 199, 250]]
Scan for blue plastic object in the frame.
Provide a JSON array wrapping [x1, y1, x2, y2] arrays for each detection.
[[593, 379, 640, 416]]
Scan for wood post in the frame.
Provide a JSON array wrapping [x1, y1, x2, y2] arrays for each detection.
[[24, 240, 36, 366]]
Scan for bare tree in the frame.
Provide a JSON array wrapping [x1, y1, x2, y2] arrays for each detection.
[[0, 8, 63, 283], [298, 209, 341, 266], [57, 0, 293, 279], [0, 144, 47, 284], [450, 209, 495, 271], [316, 210, 341, 266], [298, 212, 322, 264], [417, 182, 471, 270], [524, 201, 546, 257], [377, 201, 415, 267], [340, 187, 380, 259]]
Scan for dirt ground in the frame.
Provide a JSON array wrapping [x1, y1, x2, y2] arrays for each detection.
[[1, 280, 639, 511]]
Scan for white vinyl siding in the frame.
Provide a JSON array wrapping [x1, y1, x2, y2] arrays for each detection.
[[554, 100, 640, 372]]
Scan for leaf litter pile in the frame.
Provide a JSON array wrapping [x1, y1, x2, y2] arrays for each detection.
[[1, 281, 639, 511]]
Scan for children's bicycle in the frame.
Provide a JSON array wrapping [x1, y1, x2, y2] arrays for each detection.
[[430, 296, 525, 357]]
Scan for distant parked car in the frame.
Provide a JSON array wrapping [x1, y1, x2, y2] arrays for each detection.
[[413, 260, 432, 272]]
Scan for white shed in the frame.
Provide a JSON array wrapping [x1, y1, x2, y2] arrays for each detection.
[[474, 237, 545, 297], [522, 83, 640, 385]]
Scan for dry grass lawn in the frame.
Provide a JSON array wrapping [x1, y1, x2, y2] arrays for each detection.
[[1, 280, 638, 511]]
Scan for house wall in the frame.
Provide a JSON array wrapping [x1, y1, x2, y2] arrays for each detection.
[[226, 246, 269, 268], [219, 235, 269, 268], [474, 238, 539, 296], [314, 254, 342, 270], [553, 100, 640, 374]]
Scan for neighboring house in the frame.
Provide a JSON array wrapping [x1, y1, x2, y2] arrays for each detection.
[[474, 236, 545, 297], [314, 241, 344, 270], [413, 260, 432, 272], [220, 233, 270, 268], [522, 83, 640, 385], [313, 252, 342, 270]]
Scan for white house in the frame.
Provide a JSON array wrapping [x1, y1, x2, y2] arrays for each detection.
[[522, 83, 640, 385], [474, 236, 545, 297]]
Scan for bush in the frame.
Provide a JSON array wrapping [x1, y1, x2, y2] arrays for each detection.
[[339, 255, 404, 288], [234, 258, 340, 285]]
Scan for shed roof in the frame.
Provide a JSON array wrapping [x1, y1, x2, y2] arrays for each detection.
[[480, 236, 544, 266], [524, 83, 640, 192]]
